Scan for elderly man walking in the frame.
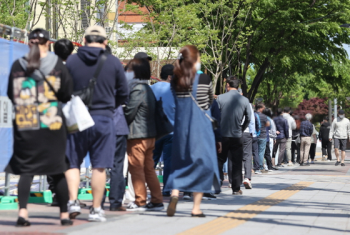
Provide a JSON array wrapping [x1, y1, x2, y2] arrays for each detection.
[[299, 113, 314, 166], [329, 110, 350, 166]]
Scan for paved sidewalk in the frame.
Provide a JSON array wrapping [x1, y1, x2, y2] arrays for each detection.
[[1, 153, 350, 235]]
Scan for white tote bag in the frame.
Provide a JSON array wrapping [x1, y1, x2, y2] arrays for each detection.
[[63, 96, 95, 133]]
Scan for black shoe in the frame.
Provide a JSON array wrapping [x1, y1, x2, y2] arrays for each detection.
[[272, 167, 279, 170], [202, 193, 217, 200], [191, 213, 206, 217], [335, 161, 341, 166], [110, 206, 126, 211], [146, 202, 164, 211], [341, 163, 345, 166], [61, 219, 73, 226], [16, 217, 31, 227]]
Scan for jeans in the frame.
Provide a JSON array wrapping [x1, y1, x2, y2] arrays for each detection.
[[242, 133, 253, 180], [252, 137, 259, 170], [258, 138, 267, 170], [109, 135, 127, 208], [220, 137, 243, 192], [153, 134, 173, 194], [322, 140, 332, 160]]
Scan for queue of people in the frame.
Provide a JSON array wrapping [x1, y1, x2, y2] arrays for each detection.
[[4, 26, 350, 227]]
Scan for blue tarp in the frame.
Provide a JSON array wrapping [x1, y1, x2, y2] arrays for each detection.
[[0, 39, 29, 172]]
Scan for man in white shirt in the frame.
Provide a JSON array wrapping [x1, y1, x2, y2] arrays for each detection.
[[282, 107, 296, 166]]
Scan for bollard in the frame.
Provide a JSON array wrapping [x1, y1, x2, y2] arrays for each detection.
[[4, 173, 10, 196]]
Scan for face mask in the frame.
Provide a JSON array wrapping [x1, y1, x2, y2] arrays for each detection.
[[339, 115, 345, 119], [195, 62, 201, 72], [125, 71, 134, 81]]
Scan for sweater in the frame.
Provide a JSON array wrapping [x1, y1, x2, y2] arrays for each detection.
[[329, 117, 350, 139]]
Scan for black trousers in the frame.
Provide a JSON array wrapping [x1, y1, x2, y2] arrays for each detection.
[[18, 174, 68, 212], [108, 135, 127, 208], [252, 137, 259, 171], [264, 141, 273, 170], [309, 143, 316, 160], [219, 137, 243, 192], [291, 139, 300, 163], [322, 140, 332, 160]]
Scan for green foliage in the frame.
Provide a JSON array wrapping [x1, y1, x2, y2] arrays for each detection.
[[0, 0, 30, 28]]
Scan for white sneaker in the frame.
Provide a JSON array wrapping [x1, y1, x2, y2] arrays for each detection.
[[287, 162, 294, 166], [255, 170, 262, 174], [88, 208, 106, 222], [68, 200, 81, 219], [327, 160, 331, 162], [311, 161, 315, 164], [243, 178, 252, 189], [126, 202, 147, 212]]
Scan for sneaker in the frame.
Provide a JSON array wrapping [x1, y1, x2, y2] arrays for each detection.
[[255, 170, 262, 174], [232, 190, 243, 195], [311, 161, 315, 164], [202, 193, 217, 200], [327, 159, 331, 162], [268, 169, 273, 172], [272, 167, 279, 170], [183, 192, 192, 200], [68, 200, 81, 219], [287, 162, 294, 166], [335, 161, 341, 166], [88, 208, 106, 222], [243, 178, 252, 189], [146, 202, 164, 211], [126, 202, 147, 212]]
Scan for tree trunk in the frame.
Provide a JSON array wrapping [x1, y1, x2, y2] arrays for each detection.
[[247, 57, 270, 102]]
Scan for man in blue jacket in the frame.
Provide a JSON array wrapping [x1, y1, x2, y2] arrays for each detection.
[[65, 26, 128, 222], [272, 108, 289, 167]]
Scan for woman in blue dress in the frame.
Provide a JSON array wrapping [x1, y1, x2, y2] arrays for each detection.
[[165, 45, 221, 217]]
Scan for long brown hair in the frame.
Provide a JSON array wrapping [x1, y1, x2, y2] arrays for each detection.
[[27, 31, 48, 75], [172, 45, 199, 92]]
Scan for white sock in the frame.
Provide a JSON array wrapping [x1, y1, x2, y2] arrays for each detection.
[[68, 200, 75, 204], [94, 206, 101, 212]]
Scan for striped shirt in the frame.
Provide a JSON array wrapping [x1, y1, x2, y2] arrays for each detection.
[[174, 74, 213, 110]]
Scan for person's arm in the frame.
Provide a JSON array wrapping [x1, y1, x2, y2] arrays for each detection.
[[284, 120, 289, 138], [329, 120, 335, 140], [124, 85, 144, 125], [249, 105, 256, 135], [242, 101, 251, 132], [291, 118, 296, 130], [208, 81, 214, 106], [114, 58, 129, 107]]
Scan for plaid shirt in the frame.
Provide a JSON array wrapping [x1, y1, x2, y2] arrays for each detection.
[[300, 120, 313, 137]]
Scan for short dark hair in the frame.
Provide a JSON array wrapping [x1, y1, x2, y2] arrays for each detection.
[[283, 107, 290, 113], [277, 108, 283, 115], [256, 102, 265, 111], [323, 116, 328, 120], [227, 76, 240, 89], [127, 59, 151, 80], [54, 39, 74, 61], [160, 64, 174, 80], [263, 108, 272, 117], [85, 35, 106, 44]]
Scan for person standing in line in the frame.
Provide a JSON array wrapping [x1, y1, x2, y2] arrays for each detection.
[[151, 64, 175, 197], [272, 108, 289, 167], [291, 115, 301, 164], [299, 113, 314, 166], [329, 110, 350, 166], [319, 117, 332, 161], [217, 77, 251, 195], [165, 45, 221, 217], [309, 124, 318, 164], [282, 107, 296, 166], [65, 26, 128, 221], [255, 103, 270, 173], [124, 59, 164, 211], [237, 89, 256, 189], [252, 108, 261, 174], [5, 28, 73, 226], [263, 108, 277, 171]]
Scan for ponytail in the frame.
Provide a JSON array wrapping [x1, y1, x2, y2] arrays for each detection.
[[26, 42, 41, 75]]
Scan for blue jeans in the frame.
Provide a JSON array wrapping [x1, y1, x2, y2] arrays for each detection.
[[258, 138, 267, 170], [153, 134, 173, 194]]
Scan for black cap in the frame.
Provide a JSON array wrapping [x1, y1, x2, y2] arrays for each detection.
[[160, 64, 174, 80], [134, 52, 152, 61], [28, 28, 50, 40], [339, 110, 345, 115]]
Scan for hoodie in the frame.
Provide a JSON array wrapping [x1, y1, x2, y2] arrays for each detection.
[[319, 121, 331, 141], [66, 46, 128, 118]]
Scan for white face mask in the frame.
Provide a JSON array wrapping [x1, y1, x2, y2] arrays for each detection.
[[195, 62, 201, 72], [339, 115, 345, 119], [125, 71, 135, 81]]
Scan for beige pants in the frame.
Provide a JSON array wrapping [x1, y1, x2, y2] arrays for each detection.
[[300, 137, 311, 164], [127, 138, 163, 206]]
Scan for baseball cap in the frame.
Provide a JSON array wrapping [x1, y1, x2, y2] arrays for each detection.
[[85, 25, 107, 38], [160, 64, 174, 80], [28, 28, 50, 40], [339, 110, 345, 115], [134, 52, 152, 61]]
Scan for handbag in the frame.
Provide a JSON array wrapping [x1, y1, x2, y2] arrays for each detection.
[[190, 93, 218, 130], [73, 52, 107, 108], [39, 71, 94, 133], [154, 96, 174, 140]]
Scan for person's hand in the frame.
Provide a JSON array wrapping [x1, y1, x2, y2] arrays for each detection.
[[329, 138, 332, 142], [216, 142, 222, 154], [319, 139, 321, 142], [276, 131, 280, 134]]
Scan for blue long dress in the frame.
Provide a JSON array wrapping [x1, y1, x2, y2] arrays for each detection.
[[165, 74, 221, 193]]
